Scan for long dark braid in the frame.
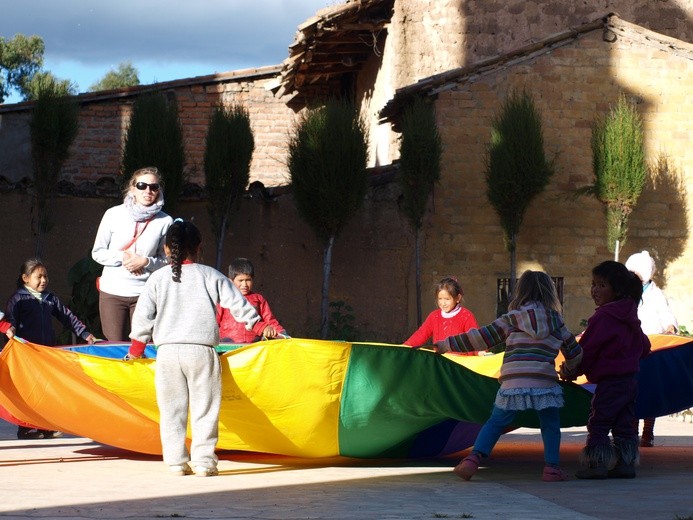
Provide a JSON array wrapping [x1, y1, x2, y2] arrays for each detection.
[[165, 220, 202, 282]]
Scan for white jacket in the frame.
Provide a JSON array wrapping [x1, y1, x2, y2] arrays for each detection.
[[92, 204, 173, 297]]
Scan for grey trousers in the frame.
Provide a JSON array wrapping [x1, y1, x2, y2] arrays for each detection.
[[155, 344, 221, 469]]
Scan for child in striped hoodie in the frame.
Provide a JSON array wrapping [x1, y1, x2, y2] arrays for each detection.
[[437, 270, 583, 482]]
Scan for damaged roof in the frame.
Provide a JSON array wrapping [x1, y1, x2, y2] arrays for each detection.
[[272, 0, 395, 106]]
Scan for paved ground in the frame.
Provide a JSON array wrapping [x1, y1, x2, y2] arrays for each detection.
[[0, 415, 692, 520]]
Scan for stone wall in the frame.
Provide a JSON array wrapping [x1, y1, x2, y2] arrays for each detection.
[[424, 26, 692, 330], [359, 0, 692, 167], [387, 0, 692, 91], [0, 184, 413, 344], [0, 67, 295, 189]]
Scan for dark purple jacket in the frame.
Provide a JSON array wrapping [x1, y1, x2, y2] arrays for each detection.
[[578, 298, 651, 383], [5, 288, 90, 346]]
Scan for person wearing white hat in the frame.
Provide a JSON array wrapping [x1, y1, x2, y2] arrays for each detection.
[[624, 250, 678, 447]]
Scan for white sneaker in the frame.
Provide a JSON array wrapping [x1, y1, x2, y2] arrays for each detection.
[[194, 465, 218, 477], [169, 463, 193, 476]]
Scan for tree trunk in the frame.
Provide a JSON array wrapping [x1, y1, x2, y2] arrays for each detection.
[[34, 231, 44, 259], [320, 235, 335, 339], [415, 227, 422, 326], [215, 214, 229, 271], [509, 232, 517, 297], [215, 193, 237, 271], [34, 195, 51, 258]]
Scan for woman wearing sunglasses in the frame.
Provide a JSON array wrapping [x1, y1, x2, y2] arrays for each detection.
[[92, 167, 173, 341]]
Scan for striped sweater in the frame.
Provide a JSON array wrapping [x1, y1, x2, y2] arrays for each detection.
[[441, 302, 583, 388]]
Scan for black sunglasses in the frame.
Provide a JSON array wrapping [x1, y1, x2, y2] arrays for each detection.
[[135, 182, 160, 192]]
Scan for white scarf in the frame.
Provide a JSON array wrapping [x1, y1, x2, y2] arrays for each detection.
[[441, 305, 462, 319], [123, 193, 165, 222]]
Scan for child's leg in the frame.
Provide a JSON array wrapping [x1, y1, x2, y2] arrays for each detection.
[[577, 378, 634, 479], [611, 378, 638, 443], [585, 380, 621, 447], [186, 346, 221, 472], [537, 406, 561, 466], [609, 378, 639, 478], [640, 417, 655, 447], [473, 405, 516, 457], [155, 346, 191, 466], [454, 405, 515, 480]]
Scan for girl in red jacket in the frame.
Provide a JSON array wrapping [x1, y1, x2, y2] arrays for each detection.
[[404, 277, 478, 348]]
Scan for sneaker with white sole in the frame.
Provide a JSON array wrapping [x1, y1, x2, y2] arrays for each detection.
[[194, 466, 218, 477], [169, 463, 193, 476]]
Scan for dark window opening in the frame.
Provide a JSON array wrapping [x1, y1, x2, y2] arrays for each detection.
[[496, 277, 564, 317]]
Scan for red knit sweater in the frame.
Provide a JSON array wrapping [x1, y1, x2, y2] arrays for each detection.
[[404, 306, 478, 347], [217, 292, 285, 343]]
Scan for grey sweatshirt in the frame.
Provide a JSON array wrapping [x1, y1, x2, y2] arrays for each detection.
[[130, 263, 261, 348]]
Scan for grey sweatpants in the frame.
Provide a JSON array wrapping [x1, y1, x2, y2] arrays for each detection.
[[155, 344, 221, 470]]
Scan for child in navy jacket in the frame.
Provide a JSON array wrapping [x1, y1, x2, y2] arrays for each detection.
[[5, 258, 95, 440]]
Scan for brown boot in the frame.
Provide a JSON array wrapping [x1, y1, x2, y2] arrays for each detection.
[[575, 445, 615, 480], [608, 437, 638, 478]]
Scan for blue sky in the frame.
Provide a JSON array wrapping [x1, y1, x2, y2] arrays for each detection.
[[1, 0, 333, 104]]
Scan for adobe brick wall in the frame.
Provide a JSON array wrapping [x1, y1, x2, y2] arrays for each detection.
[[387, 0, 692, 90], [1, 70, 295, 189], [425, 27, 693, 331], [0, 185, 412, 344], [360, 0, 692, 168], [172, 78, 295, 187]]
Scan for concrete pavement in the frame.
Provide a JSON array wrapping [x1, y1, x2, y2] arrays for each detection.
[[0, 415, 692, 520]]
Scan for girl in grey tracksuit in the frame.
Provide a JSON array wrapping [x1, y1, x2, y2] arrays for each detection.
[[127, 220, 265, 477]]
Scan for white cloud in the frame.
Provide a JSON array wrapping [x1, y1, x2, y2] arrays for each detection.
[[1, 0, 331, 97]]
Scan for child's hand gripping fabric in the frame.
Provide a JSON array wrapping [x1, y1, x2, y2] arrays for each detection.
[[558, 361, 578, 381], [124, 339, 147, 360], [261, 325, 278, 339], [0, 313, 15, 339]]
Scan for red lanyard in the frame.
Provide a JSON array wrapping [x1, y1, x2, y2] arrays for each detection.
[[121, 218, 152, 251]]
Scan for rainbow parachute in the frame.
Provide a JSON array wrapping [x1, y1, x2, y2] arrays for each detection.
[[0, 335, 690, 458]]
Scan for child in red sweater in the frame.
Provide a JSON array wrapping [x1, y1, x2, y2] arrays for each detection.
[[404, 276, 478, 348], [217, 258, 287, 343]]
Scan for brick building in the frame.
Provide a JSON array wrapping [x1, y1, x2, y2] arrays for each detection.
[[380, 14, 693, 330], [0, 0, 691, 340]]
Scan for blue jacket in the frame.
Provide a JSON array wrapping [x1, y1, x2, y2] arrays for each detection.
[[5, 288, 90, 346]]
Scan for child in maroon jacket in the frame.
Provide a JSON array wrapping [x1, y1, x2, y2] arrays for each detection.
[[561, 260, 651, 479]]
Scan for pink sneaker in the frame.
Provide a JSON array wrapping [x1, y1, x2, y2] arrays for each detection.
[[454, 453, 481, 481], [542, 465, 569, 482]]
